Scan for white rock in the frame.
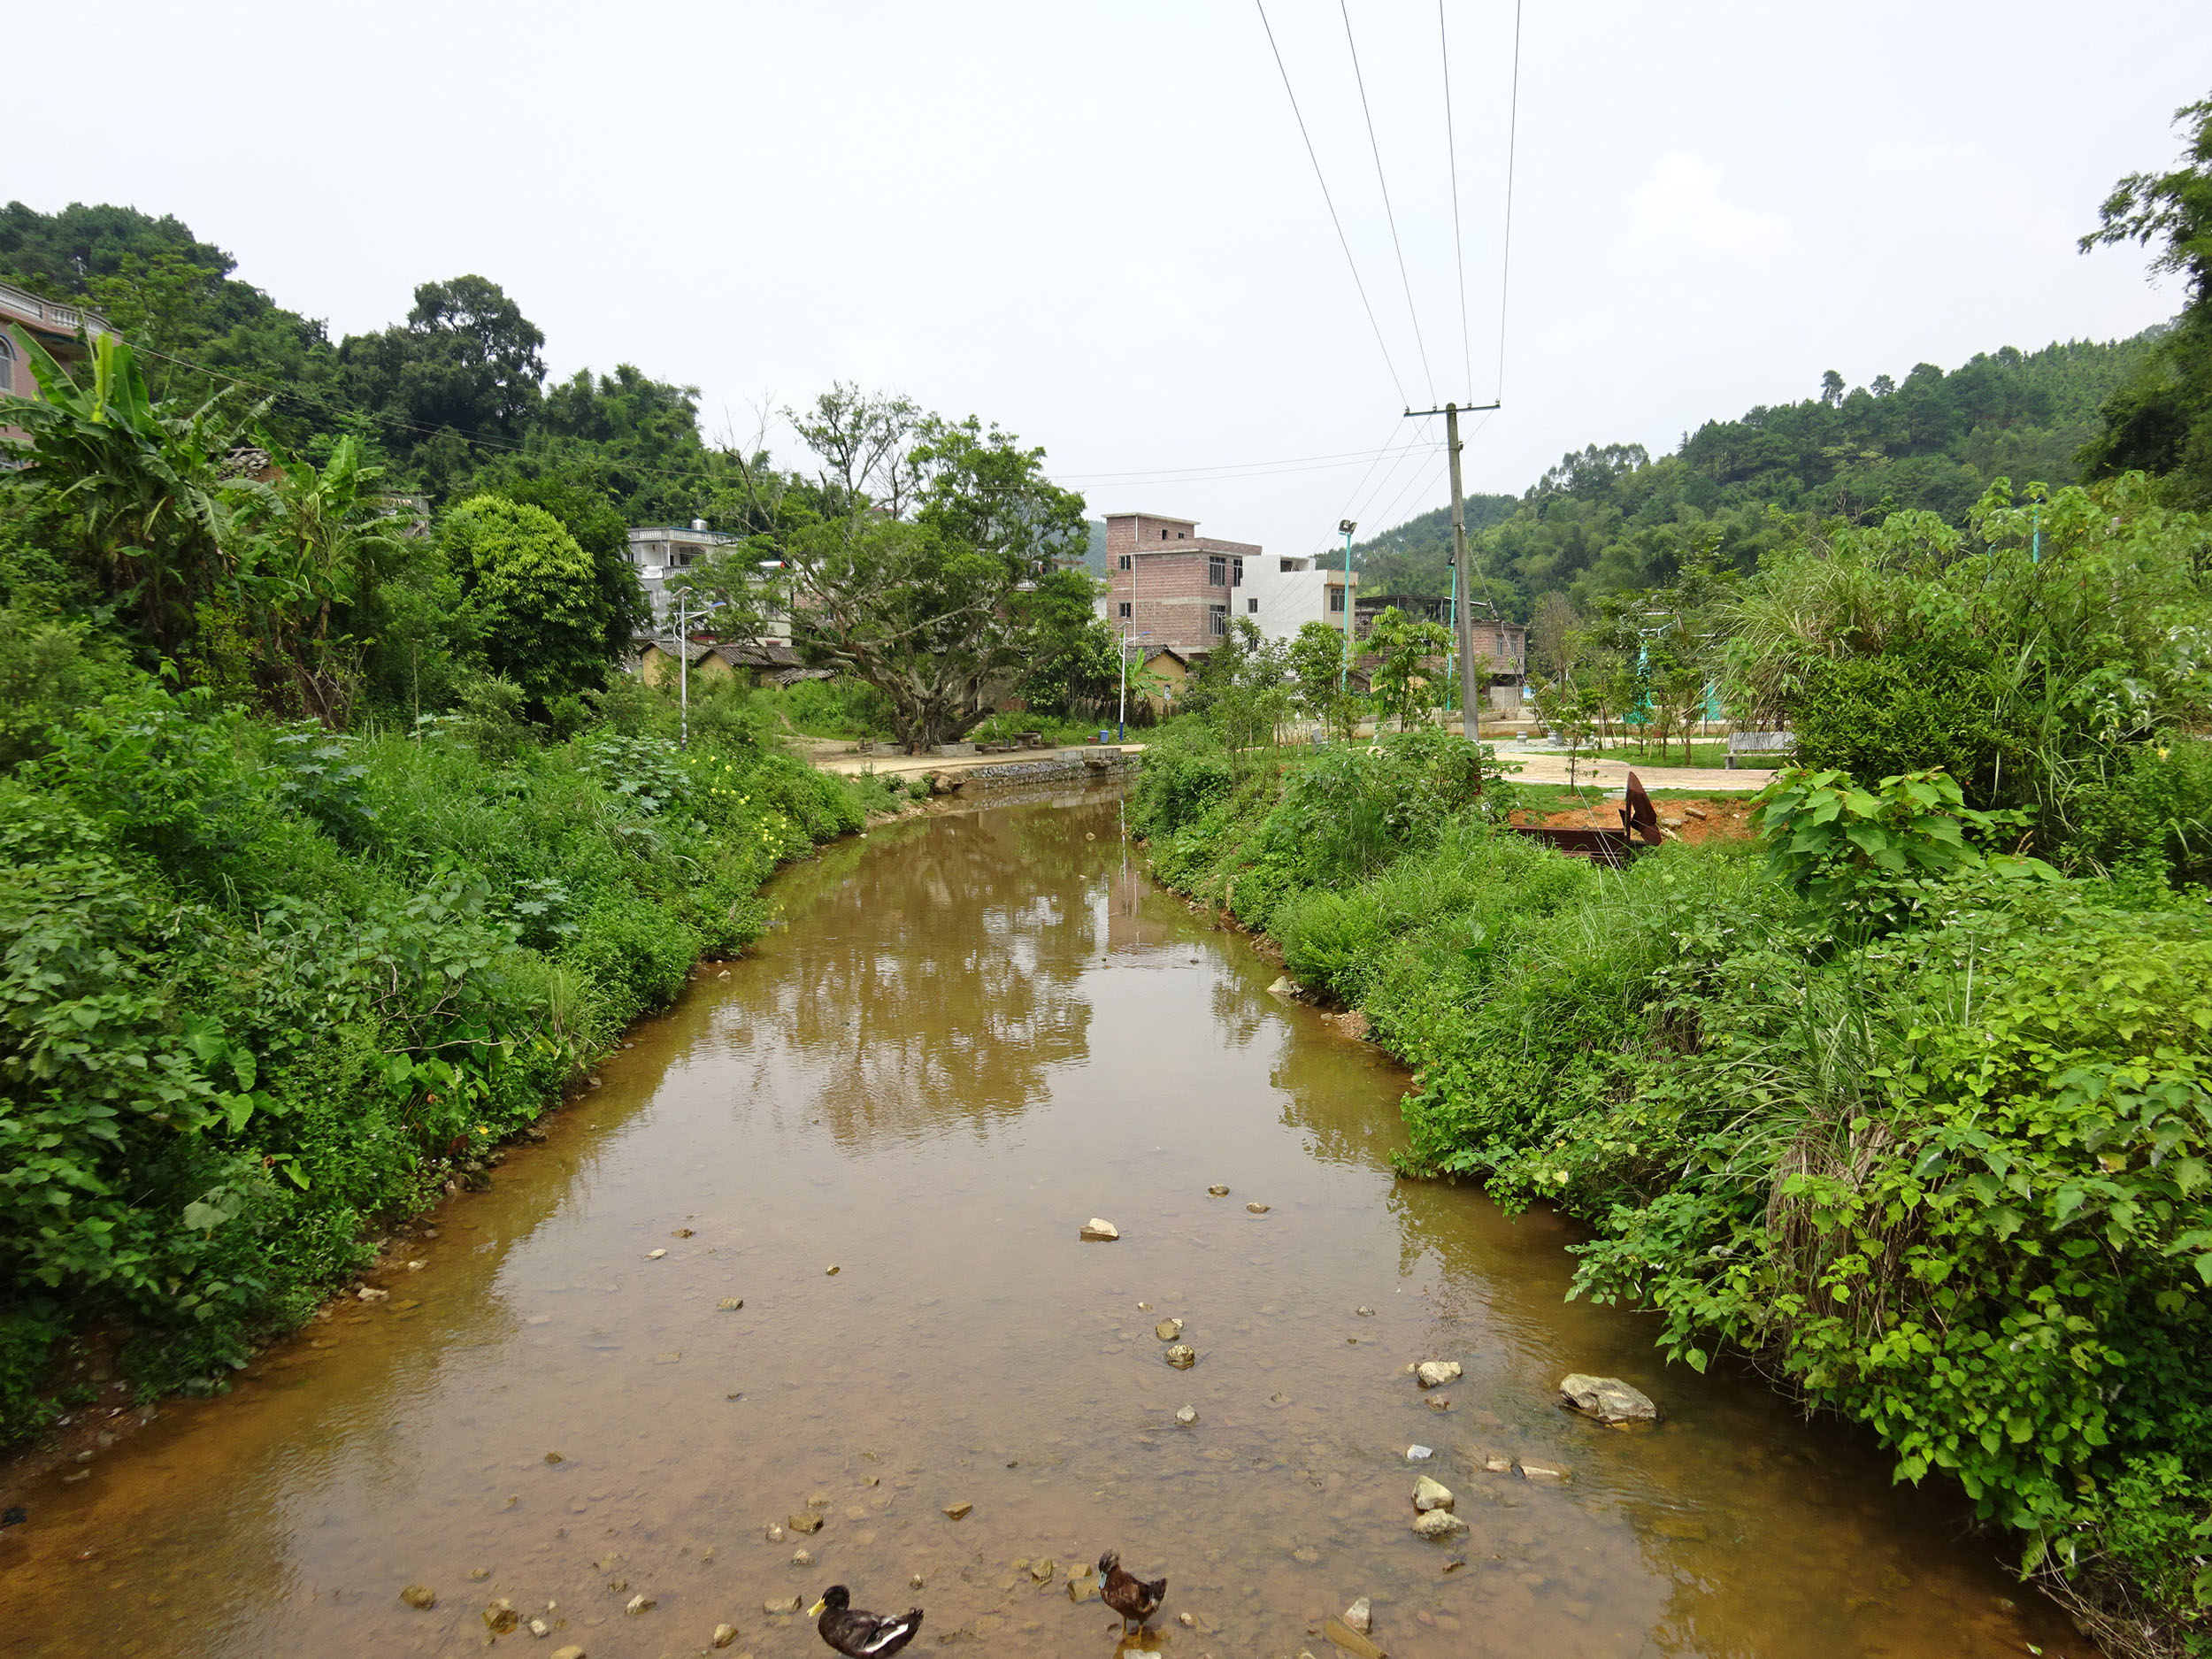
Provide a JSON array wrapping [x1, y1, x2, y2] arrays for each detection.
[[646, 1248, 666, 1260], [1413, 1475, 1455, 1512], [1175, 1405, 1198, 1425], [1412, 1509, 1470, 1539], [1405, 1444, 1434, 1462], [1079, 1218, 1119, 1241], [1415, 1360, 1462, 1389], [1343, 1597, 1372, 1634]]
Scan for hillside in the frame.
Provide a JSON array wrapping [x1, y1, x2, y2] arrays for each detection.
[[1354, 330, 2164, 617]]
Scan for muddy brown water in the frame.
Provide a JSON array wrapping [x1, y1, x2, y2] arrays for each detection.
[[1, 789, 2086, 1659]]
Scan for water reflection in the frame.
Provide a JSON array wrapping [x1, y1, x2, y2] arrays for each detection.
[[0, 788, 2089, 1659]]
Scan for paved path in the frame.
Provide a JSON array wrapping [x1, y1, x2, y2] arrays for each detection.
[[808, 742, 1146, 781], [1493, 745, 1772, 795]]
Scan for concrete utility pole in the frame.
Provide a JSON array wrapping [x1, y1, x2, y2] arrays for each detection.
[[1404, 400, 1500, 742]]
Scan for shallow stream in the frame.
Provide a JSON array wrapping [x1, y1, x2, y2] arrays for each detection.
[[0, 790, 2085, 1657]]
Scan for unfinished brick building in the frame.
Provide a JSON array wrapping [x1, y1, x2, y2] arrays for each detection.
[[1101, 512, 1259, 654]]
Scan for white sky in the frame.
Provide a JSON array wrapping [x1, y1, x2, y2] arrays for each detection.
[[14, 2, 2208, 556]]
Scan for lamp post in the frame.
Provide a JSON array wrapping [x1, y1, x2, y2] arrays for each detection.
[[672, 589, 731, 751], [1118, 628, 1152, 741], [1337, 518, 1357, 699]]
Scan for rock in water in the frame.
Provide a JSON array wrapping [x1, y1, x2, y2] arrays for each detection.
[[624, 1593, 656, 1615], [1413, 1475, 1455, 1512], [1207, 1185, 1230, 1197], [400, 1585, 437, 1610], [712, 1624, 739, 1649], [1411, 1509, 1470, 1540], [1323, 1615, 1388, 1659], [483, 1599, 520, 1632], [1175, 1405, 1198, 1425], [1558, 1373, 1658, 1423], [1164, 1343, 1196, 1370], [787, 1512, 822, 1534], [717, 1297, 744, 1311], [1154, 1318, 1184, 1340], [1343, 1596, 1372, 1633], [1405, 1445, 1434, 1462], [1266, 975, 1298, 1000], [1031, 1558, 1056, 1583], [1080, 1218, 1119, 1241], [1415, 1360, 1462, 1389], [764, 1596, 803, 1615], [551, 1648, 588, 1659], [942, 1501, 973, 1520], [646, 1248, 666, 1260], [1246, 1202, 1271, 1214]]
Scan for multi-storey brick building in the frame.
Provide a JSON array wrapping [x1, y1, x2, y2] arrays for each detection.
[[1101, 511, 1355, 654], [1, 280, 115, 440]]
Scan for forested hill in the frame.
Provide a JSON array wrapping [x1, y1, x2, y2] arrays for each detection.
[[1354, 329, 2162, 617]]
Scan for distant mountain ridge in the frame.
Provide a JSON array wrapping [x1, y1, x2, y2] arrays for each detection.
[[1351, 328, 2163, 617]]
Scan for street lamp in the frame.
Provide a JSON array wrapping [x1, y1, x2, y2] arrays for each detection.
[[1118, 628, 1152, 742], [671, 588, 730, 751], [1337, 519, 1357, 698]]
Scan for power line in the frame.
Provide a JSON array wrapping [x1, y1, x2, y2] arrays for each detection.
[[1496, 0, 1525, 404], [1339, 0, 1436, 406], [1439, 0, 1472, 398], [1253, 0, 1411, 407]]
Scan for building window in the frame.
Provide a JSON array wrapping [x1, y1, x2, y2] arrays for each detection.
[[1178, 531, 1187, 539], [1280, 558, 1297, 572], [1246, 597, 1258, 614], [1161, 529, 1169, 541], [1209, 605, 1228, 637], [1207, 556, 1227, 587], [0, 333, 12, 394], [1328, 586, 1346, 613], [1118, 602, 1131, 618], [1232, 557, 1243, 587], [1118, 554, 1131, 571]]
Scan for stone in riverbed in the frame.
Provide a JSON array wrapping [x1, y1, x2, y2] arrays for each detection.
[[1324, 1615, 1388, 1659], [764, 1596, 803, 1616], [1415, 1360, 1462, 1389], [1342, 1596, 1372, 1633], [1411, 1509, 1469, 1540], [713, 1624, 739, 1649], [942, 1501, 973, 1520], [1246, 1202, 1271, 1214], [1080, 1218, 1119, 1241], [1413, 1475, 1455, 1513], [1154, 1318, 1184, 1341], [1518, 1459, 1571, 1484], [1405, 1445, 1434, 1462], [527, 1617, 550, 1637], [1031, 1558, 1056, 1583], [1207, 1185, 1230, 1197], [552, 1648, 588, 1659], [646, 1248, 667, 1260], [400, 1585, 437, 1610], [787, 1512, 822, 1534], [1164, 1343, 1196, 1370], [792, 1548, 814, 1567], [1558, 1373, 1658, 1423], [483, 1598, 520, 1632], [717, 1297, 744, 1311], [764, 1523, 785, 1542], [624, 1593, 655, 1615], [1175, 1405, 1198, 1425]]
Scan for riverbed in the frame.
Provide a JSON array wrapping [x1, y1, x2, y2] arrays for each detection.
[[0, 789, 2084, 1657]]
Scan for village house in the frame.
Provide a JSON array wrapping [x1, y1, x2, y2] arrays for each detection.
[[0, 280, 115, 439], [1353, 593, 1531, 710], [1100, 511, 1356, 655]]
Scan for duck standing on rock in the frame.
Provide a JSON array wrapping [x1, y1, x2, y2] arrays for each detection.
[[809, 1585, 923, 1657], [1097, 1548, 1167, 1635]]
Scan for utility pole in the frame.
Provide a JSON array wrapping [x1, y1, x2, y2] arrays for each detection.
[[1404, 401, 1500, 742]]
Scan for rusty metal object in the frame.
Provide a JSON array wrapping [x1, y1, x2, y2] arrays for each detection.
[[1508, 771, 1664, 865]]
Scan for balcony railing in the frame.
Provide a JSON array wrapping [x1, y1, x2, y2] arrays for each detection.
[[0, 280, 114, 337]]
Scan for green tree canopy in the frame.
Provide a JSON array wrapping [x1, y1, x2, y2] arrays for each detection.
[[339, 276, 548, 462], [442, 493, 614, 713]]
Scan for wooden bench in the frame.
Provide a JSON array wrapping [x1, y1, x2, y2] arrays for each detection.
[[1725, 730, 1794, 770]]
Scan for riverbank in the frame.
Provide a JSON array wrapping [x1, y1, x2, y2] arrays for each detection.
[[1127, 722, 2212, 1657], [0, 657, 899, 1454]]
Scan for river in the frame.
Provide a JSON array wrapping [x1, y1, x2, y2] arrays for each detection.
[[0, 789, 2084, 1658]]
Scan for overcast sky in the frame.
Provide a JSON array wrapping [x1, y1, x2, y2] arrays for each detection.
[[14, 2, 2209, 555]]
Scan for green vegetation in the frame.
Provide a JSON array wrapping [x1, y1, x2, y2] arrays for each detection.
[[0, 324, 910, 1444], [1131, 466, 2212, 1655]]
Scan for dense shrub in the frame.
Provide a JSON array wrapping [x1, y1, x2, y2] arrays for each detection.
[[0, 657, 884, 1438]]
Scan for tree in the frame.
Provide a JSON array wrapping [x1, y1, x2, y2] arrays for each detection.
[[2078, 94, 2212, 507], [441, 494, 614, 714], [1016, 566, 1120, 718], [766, 399, 1088, 748], [338, 276, 547, 469], [1288, 618, 1360, 741], [1365, 606, 1452, 730], [467, 457, 651, 665], [1820, 369, 1846, 407]]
